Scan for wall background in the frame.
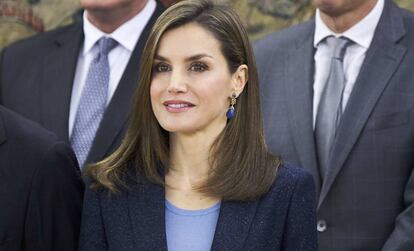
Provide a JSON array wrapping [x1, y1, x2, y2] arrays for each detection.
[[0, 0, 413, 49]]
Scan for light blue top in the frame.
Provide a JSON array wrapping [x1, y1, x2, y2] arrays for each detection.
[[165, 200, 221, 251]]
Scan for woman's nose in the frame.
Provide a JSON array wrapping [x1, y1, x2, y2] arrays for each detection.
[[167, 70, 188, 93]]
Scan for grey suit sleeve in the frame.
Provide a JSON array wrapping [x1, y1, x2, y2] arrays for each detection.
[[25, 142, 84, 251], [79, 183, 109, 250], [381, 167, 414, 251]]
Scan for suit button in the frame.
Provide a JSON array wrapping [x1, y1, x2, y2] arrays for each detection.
[[317, 220, 327, 233]]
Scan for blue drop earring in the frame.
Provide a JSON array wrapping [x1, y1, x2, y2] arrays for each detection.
[[226, 93, 237, 119]]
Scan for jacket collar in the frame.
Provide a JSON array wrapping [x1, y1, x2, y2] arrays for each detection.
[[126, 178, 259, 250]]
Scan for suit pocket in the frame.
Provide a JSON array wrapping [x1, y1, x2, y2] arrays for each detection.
[[365, 109, 411, 131]]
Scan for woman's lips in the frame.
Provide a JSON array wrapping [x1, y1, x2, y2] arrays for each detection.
[[163, 100, 195, 112]]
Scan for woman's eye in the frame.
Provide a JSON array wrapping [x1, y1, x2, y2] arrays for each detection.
[[189, 62, 208, 72], [154, 63, 171, 72]]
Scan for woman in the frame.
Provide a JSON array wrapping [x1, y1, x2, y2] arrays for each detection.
[[80, 0, 317, 250]]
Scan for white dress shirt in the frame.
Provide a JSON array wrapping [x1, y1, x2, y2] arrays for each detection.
[[312, 0, 384, 128], [68, 0, 156, 136]]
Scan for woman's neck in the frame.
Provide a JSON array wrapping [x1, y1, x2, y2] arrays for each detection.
[[168, 133, 214, 185], [165, 132, 220, 209]]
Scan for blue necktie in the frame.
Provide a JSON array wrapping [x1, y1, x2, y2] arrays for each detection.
[[71, 37, 118, 168], [315, 36, 352, 180]]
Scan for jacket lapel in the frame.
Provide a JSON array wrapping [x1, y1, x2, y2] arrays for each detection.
[[87, 3, 164, 164], [127, 180, 168, 250], [283, 21, 322, 198], [126, 175, 259, 250], [41, 22, 83, 142], [211, 200, 259, 250], [318, 0, 407, 207]]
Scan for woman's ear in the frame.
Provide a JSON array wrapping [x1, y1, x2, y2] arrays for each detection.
[[231, 64, 248, 96]]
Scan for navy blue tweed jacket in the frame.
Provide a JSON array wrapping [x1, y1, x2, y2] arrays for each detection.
[[80, 164, 317, 250]]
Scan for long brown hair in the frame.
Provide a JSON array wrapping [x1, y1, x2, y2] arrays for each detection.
[[86, 0, 281, 201]]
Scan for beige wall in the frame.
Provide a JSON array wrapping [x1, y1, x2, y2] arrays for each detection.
[[0, 0, 413, 49]]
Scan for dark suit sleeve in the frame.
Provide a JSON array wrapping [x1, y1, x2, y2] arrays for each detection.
[[79, 183, 108, 250], [381, 168, 414, 251], [24, 142, 84, 251], [283, 172, 318, 251], [0, 48, 6, 105]]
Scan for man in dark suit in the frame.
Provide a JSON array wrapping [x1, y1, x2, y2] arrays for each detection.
[[254, 0, 414, 250], [0, 105, 83, 250], [0, 0, 164, 167]]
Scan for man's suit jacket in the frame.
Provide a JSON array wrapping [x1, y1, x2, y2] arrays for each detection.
[[79, 165, 317, 250], [0, 106, 84, 250], [0, 2, 164, 165], [254, 0, 414, 250]]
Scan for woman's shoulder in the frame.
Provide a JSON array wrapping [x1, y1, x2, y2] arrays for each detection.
[[275, 163, 313, 184], [84, 162, 149, 192], [263, 163, 315, 201]]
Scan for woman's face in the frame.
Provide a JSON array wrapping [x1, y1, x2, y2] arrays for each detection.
[[150, 23, 244, 136]]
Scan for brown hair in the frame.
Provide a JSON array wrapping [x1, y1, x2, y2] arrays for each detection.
[[86, 0, 281, 201]]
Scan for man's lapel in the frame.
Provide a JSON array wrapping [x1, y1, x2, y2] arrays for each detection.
[[0, 110, 6, 146], [41, 22, 83, 142], [283, 21, 322, 198], [87, 3, 164, 164], [319, 0, 408, 207], [0, 110, 6, 180]]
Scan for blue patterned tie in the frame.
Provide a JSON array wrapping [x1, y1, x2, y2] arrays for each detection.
[[315, 36, 352, 180], [71, 37, 118, 168]]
